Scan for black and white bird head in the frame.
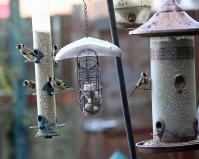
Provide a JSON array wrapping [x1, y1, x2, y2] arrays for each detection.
[[16, 44, 24, 50], [141, 72, 148, 78], [47, 75, 53, 82], [23, 80, 30, 87], [52, 45, 60, 52]]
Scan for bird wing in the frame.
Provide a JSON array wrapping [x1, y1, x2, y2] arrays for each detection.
[[55, 79, 63, 86], [129, 86, 137, 97], [129, 77, 144, 97], [30, 80, 36, 85], [23, 45, 34, 53], [136, 77, 143, 87], [53, 49, 58, 56], [142, 77, 150, 85], [23, 51, 35, 56], [30, 80, 36, 89]]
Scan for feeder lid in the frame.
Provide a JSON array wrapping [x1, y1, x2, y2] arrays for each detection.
[[129, 0, 199, 36], [55, 37, 122, 61]]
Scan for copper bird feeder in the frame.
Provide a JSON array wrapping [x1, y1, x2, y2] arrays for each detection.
[[129, 0, 199, 153]]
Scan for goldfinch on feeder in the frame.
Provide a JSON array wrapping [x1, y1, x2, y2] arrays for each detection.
[[23, 80, 36, 95], [52, 45, 59, 67], [16, 44, 44, 63], [129, 72, 151, 97], [48, 75, 74, 93]]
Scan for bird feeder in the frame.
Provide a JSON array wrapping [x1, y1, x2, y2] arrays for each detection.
[[31, 0, 63, 138], [55, 37, 122, 116], [152, 0, 199, 11], [113, 0, 151, 29], [129, 0, 199, 153]]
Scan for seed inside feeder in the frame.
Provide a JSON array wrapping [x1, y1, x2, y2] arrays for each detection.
[[33, 31, 57, 137]]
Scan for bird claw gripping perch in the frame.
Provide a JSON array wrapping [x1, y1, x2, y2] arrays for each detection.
[[25, 59, 31, 63], [30, 115, 66, 139]]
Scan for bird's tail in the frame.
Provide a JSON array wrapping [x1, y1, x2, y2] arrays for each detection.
[[129, 86, 137, 97]]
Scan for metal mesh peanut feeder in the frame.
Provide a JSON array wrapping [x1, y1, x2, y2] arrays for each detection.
[[55, 37, 122, 116], [77, 49, 102, 115]]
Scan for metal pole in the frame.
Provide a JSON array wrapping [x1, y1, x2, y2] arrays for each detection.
[[8, 0, 28, 159], [106, 1, 137, 159]]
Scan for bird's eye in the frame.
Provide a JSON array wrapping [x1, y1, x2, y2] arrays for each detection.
[[143, 73, 146, 76]]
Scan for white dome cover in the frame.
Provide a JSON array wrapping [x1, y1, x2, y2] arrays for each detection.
[[55, 37, 122, 61]]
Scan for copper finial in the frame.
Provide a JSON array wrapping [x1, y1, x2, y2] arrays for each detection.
[[129, 0, 199, 36]]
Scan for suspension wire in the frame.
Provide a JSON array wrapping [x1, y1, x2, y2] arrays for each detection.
[[83, 0, 89, 37]]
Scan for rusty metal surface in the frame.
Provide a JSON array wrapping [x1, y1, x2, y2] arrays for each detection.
[[129, 0, 199, 36], [136, 138, 199, 153]]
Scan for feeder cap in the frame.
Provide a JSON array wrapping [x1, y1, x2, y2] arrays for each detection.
[[55, 37, 122, 61], [129, 0, 199, 36]]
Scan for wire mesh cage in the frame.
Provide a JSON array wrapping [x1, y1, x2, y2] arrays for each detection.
[[55, 37, 122, 116], [77, 49, 102, 116]]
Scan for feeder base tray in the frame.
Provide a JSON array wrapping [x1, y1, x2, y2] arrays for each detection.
[[36, 130, 60, 139], [136, 138, 199, 153]]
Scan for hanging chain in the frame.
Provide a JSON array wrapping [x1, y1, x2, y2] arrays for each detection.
[[83, 0, 89, 37]]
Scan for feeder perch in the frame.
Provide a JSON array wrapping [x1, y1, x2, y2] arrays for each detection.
[[55, 37, 122, 116], [129, 0, 199, 153], [113, 0, 151, 29], [30, 115, 66, 139]]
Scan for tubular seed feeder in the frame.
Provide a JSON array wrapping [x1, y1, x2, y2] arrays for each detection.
[[30, 0, 65, 138], [113, 0, 151, 29], [129, 0, 199, 153], [55, 37, 122, 116]]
